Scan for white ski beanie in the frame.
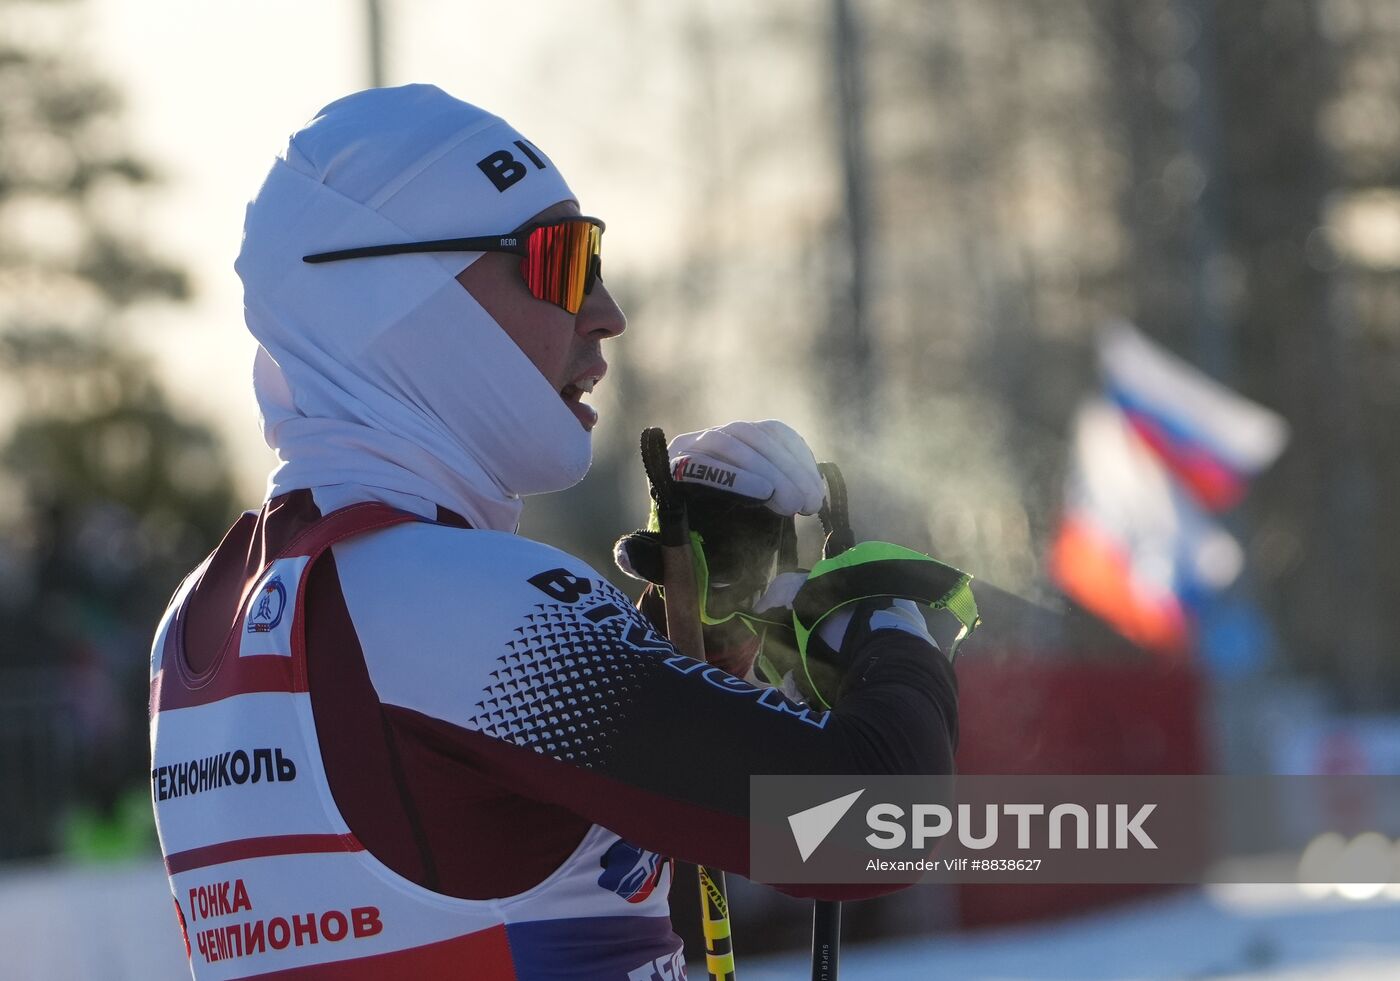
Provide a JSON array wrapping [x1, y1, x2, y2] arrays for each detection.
[[236, 84, 588, 530]]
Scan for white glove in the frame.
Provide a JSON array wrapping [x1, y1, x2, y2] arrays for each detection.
[[667, 420, 825, 517]]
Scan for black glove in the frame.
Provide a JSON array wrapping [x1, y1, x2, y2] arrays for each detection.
[[614, 420, 825, 621]]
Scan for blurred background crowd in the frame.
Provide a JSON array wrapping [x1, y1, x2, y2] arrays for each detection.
[[2, 0, 1400, 976]]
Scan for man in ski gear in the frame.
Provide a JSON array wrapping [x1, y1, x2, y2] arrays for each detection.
[[149, 84, 963, 980]]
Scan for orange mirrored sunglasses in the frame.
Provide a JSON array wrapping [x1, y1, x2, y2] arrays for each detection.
[[303, 216, 605, 315]]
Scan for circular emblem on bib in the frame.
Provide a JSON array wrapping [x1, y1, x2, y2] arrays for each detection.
[[247, 576, 288, 634]]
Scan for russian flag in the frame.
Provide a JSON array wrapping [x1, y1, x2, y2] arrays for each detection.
[[1050, 400, 1244, 656], [1098, 322, 1289, 512]]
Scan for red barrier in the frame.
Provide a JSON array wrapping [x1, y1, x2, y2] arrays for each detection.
[[952, 652, 1206, 928]]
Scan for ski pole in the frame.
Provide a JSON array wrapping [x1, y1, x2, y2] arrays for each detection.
[[811, 899, 842, 981], [640, 427, 737, 981], [810, 461, 852, 981]]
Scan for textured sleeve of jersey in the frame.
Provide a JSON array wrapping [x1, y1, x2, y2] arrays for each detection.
[[332, 524, 958, 901]]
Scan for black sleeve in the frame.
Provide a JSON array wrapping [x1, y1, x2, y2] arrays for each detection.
[[465, 574, 958, 900]]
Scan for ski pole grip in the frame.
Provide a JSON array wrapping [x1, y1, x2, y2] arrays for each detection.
[[818, 462, 855, 558], [639, 427, 706, 662], [641, 427, 688, 546]]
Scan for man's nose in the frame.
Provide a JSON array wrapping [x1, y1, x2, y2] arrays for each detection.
[[577, 281, 626, 339]]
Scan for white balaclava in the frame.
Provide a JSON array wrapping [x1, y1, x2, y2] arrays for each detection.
[[236, 84, 590, 531]]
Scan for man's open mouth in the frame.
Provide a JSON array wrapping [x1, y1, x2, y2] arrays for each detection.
[[560, 375, 601, 431]]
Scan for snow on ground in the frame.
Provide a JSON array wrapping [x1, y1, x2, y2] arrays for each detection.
[[743, 885, 1400, 980], [0, 858, 188, 981], [3, 859, 1399, 980]]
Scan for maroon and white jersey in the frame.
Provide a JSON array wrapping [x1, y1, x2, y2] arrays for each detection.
[[149, 489, 958, 980]]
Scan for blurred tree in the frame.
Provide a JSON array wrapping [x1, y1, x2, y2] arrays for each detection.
[[1300, 0, 1400, 705], [0, 0, 236, 859]]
